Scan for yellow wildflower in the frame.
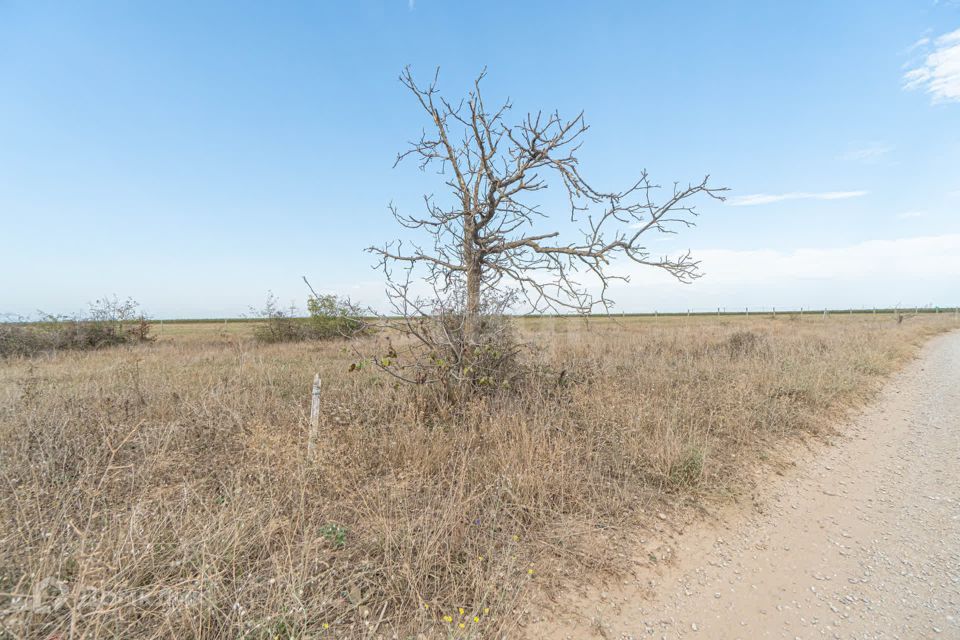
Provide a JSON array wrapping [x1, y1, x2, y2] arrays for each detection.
[[443, 615, 453, 623], [458, 622, 466, 629]]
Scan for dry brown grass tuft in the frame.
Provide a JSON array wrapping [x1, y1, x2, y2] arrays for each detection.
[[0, 314, 954, 638]]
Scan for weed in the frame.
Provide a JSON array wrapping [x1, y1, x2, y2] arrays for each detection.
[[319, 523, 348, 548]]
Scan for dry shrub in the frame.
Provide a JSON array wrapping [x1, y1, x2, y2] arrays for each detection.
[[0, 314, 953, 638], [0, 298, 152, 359], [719, 329, 769, 358]]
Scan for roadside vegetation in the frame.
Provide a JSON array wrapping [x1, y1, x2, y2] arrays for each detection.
[[0, 313, 953, 639]]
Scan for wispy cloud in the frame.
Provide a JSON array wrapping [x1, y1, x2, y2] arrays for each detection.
[[727, 191, 868, 206], [690, 235, 960, 282], [408, 0, 415, 10], [838, 143, 893, 162], [906, 36, 931, 53], [606, 235, 960, 309], [904, 27, 960, 104], [896, 210, 927, 219]]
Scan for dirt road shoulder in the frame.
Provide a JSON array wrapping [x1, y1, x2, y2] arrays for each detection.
[[530, 331, 960, 639]]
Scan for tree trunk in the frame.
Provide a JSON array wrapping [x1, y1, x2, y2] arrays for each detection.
[[463, 209, 480, 348], [465, 258, 481, 344]]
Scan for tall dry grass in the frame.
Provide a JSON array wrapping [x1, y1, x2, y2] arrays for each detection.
[[0, 314, 954, 639]]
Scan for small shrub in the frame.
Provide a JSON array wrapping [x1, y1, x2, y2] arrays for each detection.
[[720, 330, 767, 358], [364, 293, 527, 402], [250, 294, 309, 344]]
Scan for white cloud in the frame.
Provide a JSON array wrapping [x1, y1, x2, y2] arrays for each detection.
[[838, 143, 893, 162], [727, 191, 868, 206], [619, 235, 960, 283], [896, 210, 927, 219], [907, 36, 931, 53], [604, 235, 960, 311], [904, 28, 960, 104]]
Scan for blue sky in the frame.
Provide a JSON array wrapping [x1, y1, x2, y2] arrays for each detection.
[[2, 0, 959, 318]]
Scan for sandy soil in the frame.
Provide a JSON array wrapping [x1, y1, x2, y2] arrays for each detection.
[[529, 331, 960, 639]]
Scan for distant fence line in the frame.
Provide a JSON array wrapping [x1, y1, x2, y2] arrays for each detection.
[[603, 306, 960, 318], [147, 306, 960, 323]]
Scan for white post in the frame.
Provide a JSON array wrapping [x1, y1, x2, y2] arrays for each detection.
[[308, 373, 322, 457]]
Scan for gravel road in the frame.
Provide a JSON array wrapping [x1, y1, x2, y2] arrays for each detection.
[[531, 331, 960, 639]]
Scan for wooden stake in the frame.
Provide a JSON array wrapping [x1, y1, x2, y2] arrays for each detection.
[[308, 373, 322, 457]]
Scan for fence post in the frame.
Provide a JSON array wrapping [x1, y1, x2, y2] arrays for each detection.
[[308, 373, 322, 457]]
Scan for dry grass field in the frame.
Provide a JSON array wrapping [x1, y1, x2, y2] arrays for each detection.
[[0, 313, 955, 639]]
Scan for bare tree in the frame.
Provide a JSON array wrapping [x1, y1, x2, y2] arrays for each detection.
[[368, 68, 725, 386]]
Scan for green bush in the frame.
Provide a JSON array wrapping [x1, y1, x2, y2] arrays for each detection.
[[306, 293, 365, 338], [251, 292, 366, 344]]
